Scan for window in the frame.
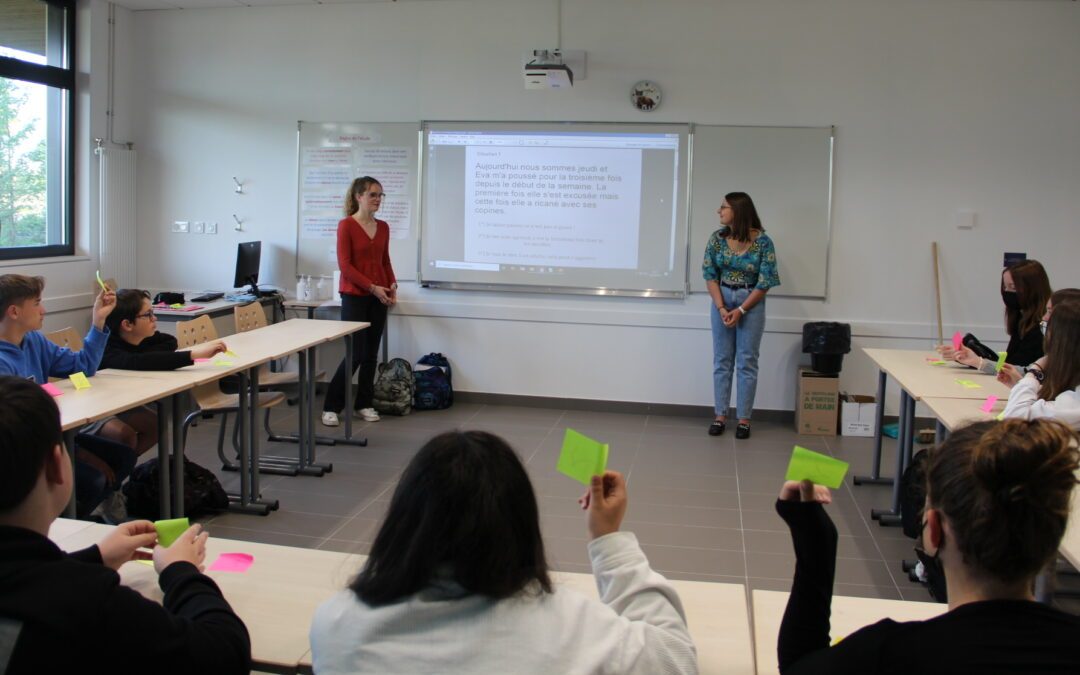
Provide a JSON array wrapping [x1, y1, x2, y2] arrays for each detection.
[[0, 0, 75, 260]]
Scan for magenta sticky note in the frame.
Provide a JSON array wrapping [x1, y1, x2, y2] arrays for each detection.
[[952, 331, 963, 351], [980, 395, 998, 413], [41, 382, 63, 397], [193, 358, 211, 363], [208, 552, 253, 573]]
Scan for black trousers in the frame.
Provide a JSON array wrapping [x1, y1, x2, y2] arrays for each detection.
[[323, 293, 388, 412]]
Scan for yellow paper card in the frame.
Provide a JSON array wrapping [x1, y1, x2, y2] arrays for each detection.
[[69, 372, 91, 390]]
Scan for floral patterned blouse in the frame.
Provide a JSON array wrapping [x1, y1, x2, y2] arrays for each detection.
[[702, 228, 780, 291]]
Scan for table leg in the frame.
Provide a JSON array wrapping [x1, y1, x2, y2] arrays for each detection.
[[156, 399, 171, 519], [874, 391, 911, 526], [248, 367, 278, 512], [336, 329, 368, 447], [853, 369, 892, 486], [935, 420, 947, 444], [171, 395, 185, 517], [64, 429, 77, 518], [306, 346, 332, 473]]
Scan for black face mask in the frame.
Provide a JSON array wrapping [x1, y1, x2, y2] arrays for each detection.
[[1002, 290, 1021, 310]]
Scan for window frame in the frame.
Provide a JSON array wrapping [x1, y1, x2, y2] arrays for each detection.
[[0, 0, 76, 261]]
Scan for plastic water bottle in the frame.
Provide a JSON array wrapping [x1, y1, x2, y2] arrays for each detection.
[[296, 275, 308, 302], [304, 276, 314, 301], [316, 276, 328, 300]]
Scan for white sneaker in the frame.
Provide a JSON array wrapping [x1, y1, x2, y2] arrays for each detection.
[[355, 407, 380, 422], [321, 411, 340, 427], [100, 491, 128, 524]]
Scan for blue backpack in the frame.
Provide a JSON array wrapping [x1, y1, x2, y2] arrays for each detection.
[[414, 353, 453, 410]]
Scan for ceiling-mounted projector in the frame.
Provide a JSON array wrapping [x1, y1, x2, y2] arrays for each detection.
[[525, 49, 573, 90]]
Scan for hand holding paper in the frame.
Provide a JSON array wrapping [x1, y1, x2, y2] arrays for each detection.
[[785, 446, 849, 489], [153, 522, 209, 574], [97, 520, 158, 570], [154, 518, 190, 547]]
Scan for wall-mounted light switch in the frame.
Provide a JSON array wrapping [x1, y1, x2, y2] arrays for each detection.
[[192, 221, 205, 234], [172, 221, 189, 233], [206, 222, 218, 235]]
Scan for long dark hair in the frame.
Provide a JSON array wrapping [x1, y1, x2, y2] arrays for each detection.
[[350, 430, 552, 606], [927, 419, 1078, 584], [723, 192, 763, 242], [1041, 297, 1080, 401], [1003, 260, 1050, 338]]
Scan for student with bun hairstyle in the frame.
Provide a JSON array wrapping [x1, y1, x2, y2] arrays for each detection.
[[310, 430, 697, 674], [774, 419, 1080, 674], [998, 295, 1080, 430]]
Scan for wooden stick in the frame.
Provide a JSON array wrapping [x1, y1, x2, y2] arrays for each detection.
[[932, 241, 944, 345]]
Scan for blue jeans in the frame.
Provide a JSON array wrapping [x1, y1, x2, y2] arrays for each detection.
[[710, 286, 767, 420]]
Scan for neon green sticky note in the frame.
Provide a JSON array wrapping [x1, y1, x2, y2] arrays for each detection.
[[214, 360, 234, 367], [169, 303, 184, 309], [785, 445, 850, 489], [95, 270, 107, 291], [134, 559, 154, 567], [69, 372, 91, 390], [927, 360, 947, 366], [224, 350, 238, 357], [995, 351, 1008, 373], [557, 428, 609, 485], [995, 411, 1006, 421], [154, 518, 189, 547], [955, 379, 982, 389]]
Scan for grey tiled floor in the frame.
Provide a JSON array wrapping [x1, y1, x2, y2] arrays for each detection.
[[175, 399, 945, 603]]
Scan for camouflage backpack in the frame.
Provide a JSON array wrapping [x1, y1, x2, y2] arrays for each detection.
[[372, 358, 415, 416]]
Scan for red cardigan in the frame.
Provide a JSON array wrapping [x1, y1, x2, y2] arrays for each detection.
[[336, 216, 396, 296]]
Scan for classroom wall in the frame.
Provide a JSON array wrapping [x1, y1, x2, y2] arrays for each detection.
[[54, 0, 1080, 412]]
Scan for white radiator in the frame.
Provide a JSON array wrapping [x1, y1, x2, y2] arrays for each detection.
[[97, 147, 137, 288]]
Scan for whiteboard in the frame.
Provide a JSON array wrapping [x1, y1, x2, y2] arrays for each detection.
[[296, 121, 420, 281], [689, 126, 834, 299]]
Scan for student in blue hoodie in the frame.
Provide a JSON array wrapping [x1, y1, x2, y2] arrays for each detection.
[[0, 273, 124, 516], [0, 273, 115, 383]]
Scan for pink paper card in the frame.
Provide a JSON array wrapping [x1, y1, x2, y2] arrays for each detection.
[[41, 382, 63, 397], [193, 358, 211, 363], [952, 331, 963, 351], [980, 395, 998, 413], [179, 305, 204, 312], [208, 552, 254, 573]]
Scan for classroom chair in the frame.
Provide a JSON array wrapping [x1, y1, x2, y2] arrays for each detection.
[[175, 315, 287, 475], [44, 326, 85, 351]]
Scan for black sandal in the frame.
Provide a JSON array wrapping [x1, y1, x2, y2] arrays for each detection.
[[708, 421, 726, 436], [735, 423, 751, 439]]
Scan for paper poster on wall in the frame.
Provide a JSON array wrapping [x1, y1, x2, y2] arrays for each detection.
[[302, 215, 338, 239], [304, 166, 353, 188], [357, 146, 413, 240]]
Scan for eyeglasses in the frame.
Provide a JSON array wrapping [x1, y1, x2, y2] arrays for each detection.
[[366, 192, 386, 199], [719, 205, 732, 210], [135, 310, 156, 321]]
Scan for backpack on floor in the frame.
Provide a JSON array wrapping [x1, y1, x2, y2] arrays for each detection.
[[414, 353, 453, 411], [373, 358, 415, 416], [122, 456, 229, 520]]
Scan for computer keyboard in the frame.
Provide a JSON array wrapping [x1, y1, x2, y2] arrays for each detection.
[[190, 292, 225, 302]]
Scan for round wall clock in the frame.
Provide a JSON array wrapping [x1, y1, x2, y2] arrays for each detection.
[[630, 81, 661, 111]]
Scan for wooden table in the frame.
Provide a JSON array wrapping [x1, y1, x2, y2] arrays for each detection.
[[51, 520, 361, 673], [751, 589, 944, 675], [854, 349, 1009, 526]]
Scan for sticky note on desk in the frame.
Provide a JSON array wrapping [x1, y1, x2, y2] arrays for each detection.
[[214, 360, 234, 367], [169, 303, 185, 309], [995, 351, 1008, 373], [926, 359, 947, 366], [208, 552, 254, 573], [41, 382, 63, 397], [69, 372, 91, 390], [955, 379, 982, 389], [952, 331, 963, 351], [557, 428, 609, 485], [224, 350, 238, 357], [980, 395, 999, 413], [785, 445, 849, 489], [193, 358, 211, 363], [154, 518, 189, 547]]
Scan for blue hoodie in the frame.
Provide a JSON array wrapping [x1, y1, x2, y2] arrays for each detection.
[[0, 326, 110, 383]]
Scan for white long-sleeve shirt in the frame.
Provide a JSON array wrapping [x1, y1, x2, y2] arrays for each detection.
[[1003, 373, 1080, 430], [309, 531, 698, 674]]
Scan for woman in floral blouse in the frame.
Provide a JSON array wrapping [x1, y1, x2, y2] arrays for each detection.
[[702, 192, 780, 439]]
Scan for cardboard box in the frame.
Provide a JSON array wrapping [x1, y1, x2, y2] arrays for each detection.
[[796, 368, 839, 435], [840, 393, 877, 437]]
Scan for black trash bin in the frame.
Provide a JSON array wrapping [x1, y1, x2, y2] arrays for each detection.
[[802, 322, 852, 375]]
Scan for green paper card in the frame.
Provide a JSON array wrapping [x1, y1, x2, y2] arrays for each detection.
[[995, 351, 1008, 373], [155, 518, 189, 547], [955, 379, 982, 389], [785, 445, 850, 489], [95, 270, 107, 291], [557, 428, 609, 485]]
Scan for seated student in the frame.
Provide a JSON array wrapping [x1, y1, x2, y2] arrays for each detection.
[[997, 295, 1080, 430], [774, 419, 1080, 674], [310, 430, 698, 674], [0, 273, 128, 516], [96, 289, 227, 454], [940, 259, 1051, 372], [0, 273, 115, 382], [0, 375, 250, 673]]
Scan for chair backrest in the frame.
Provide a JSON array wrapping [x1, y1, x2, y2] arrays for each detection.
[[44, 327, 84, 351], [234, 302, 267, 334], [176, 315, 218, 348], [91, 277, 117, 296]]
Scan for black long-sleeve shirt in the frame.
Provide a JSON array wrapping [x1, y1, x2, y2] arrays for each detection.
[[776, 500, 1080, 674], [0, 526, 250, 674], [101, 331, 193, 371]]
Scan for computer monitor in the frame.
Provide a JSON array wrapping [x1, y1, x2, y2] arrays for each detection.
[[234, 241, 262, 296]]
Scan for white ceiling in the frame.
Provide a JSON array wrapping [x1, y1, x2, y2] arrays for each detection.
[[110, 0, 425, 12]]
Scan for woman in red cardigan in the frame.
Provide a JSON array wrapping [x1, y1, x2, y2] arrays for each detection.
[[322, 176, 397, 427]]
